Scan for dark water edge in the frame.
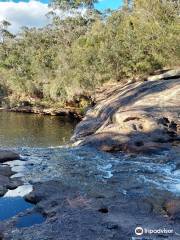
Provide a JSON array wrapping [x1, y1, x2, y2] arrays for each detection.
[[0, 196, 45, 228]]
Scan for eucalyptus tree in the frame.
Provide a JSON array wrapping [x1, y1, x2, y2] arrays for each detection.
[[0, 20, 14, 43], [51, 0, 98, 9]]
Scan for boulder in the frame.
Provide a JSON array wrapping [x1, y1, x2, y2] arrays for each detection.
[[0, 174, 22, 196], [72, 71, 180, 153], [0, 150, 20, 163], [0, 165, 14, 177], [0, 175, 11, 186], [7, 178, 23, 190]]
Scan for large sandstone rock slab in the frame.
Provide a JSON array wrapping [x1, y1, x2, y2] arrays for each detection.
[[0, 150, 20, 163], [72, 71, 180, 153]]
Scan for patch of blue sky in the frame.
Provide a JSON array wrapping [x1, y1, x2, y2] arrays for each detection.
[[0, 0, 123, 9], [95, 0, 123, 10], [0, 0, 49, 2]]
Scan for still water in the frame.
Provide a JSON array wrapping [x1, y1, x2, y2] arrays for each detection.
[[0, 111, 77, 147]]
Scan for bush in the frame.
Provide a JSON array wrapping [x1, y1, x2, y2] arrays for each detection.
[[0, 0, 179, 107]]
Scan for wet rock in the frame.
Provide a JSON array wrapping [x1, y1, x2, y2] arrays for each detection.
[[0, 165, 14, 177], [0, 186, 7, 197], [7, 178, 23, 190], [72, 74, 180, 153], [0, 150, 20, 163], [0, 174, 22, 195], [24, 190, 42, 204], [0, 175, 11, 186], [0, 224, 6, 240]]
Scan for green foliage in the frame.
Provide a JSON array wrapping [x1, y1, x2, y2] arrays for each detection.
[[51, 0, 98, 9], [0, 0, 179, 107]]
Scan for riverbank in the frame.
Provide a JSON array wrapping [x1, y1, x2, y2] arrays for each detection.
[[0, 93, 93, 121], [0, 105, 82, 120]]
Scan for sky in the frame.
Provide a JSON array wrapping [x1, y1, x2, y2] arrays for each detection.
[[0, 0, 123, 33], [96, 0, 122, 10]]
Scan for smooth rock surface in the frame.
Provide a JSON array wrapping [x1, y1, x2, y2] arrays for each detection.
[[72, 72, 180, 153], [0, 165, 14, 177], [0, 150, 20, 163], [0, 174, 22, 196]]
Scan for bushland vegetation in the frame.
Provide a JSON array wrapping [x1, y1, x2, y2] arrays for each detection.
[[0, 0, 179, 108]]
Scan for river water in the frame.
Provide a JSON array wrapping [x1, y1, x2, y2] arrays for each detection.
[[0, 111, 76, 225], [0, 112, 179, 232], [0, 112, 76, 147]]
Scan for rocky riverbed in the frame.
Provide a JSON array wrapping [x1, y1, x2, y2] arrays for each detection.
[[0, 145, 180, 240], [0, 70, 179, 240]]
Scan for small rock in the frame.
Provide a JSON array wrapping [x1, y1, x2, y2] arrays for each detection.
[[24, 191, 40, 204], [7, 178, 23, 190], [0, 165, 14, 177], [0, 174, 22, 193], [0, 175, 11, 186], [0, 150, 20, 163]]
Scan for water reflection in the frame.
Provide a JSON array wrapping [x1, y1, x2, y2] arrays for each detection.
[[0, 112, 77, 147], [0, 197, 32, 221], [16, 213, 45, 228]]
